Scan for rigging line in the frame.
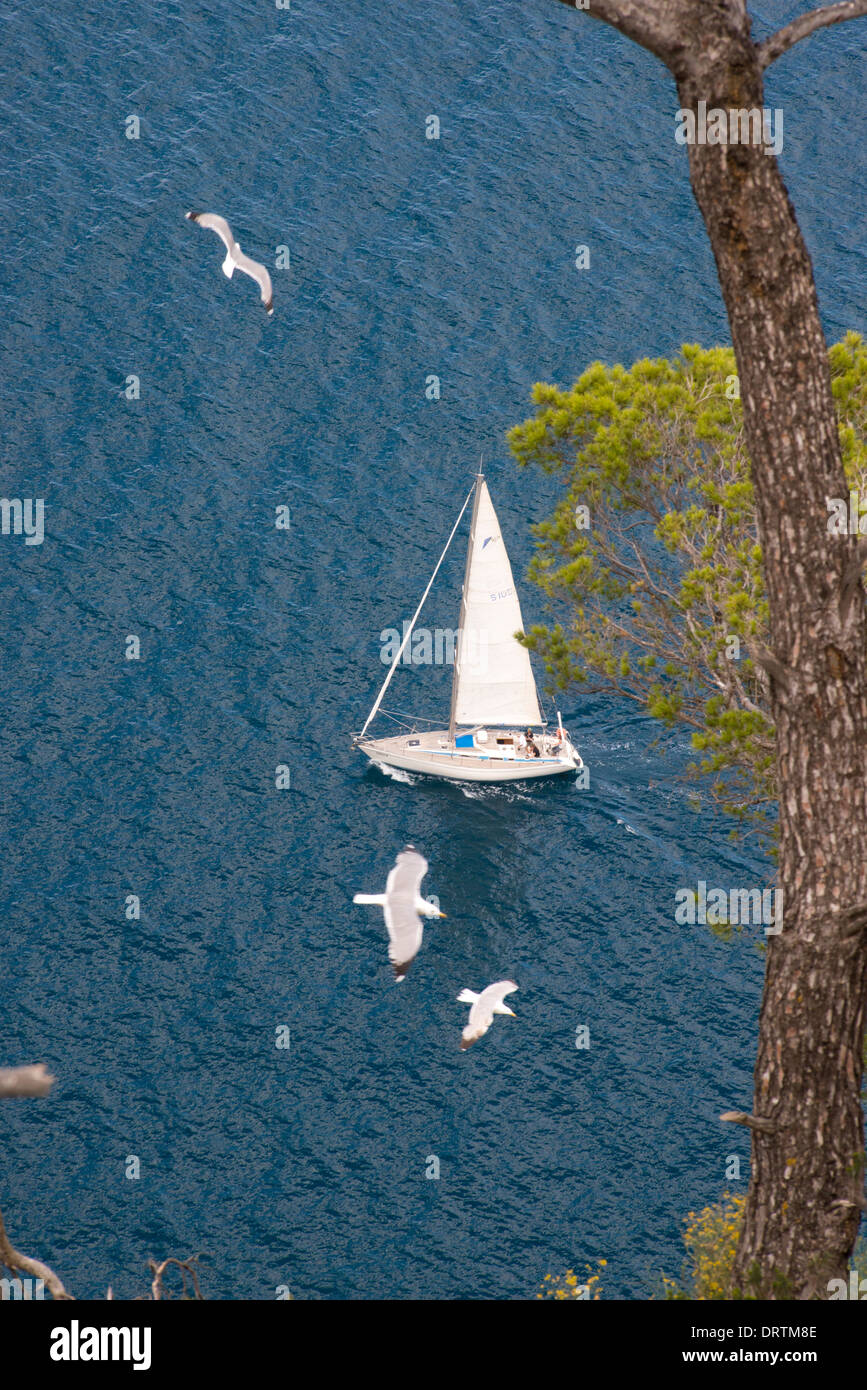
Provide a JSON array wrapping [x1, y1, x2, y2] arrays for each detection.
[[356, 483, 476, 741], [374, 710, 417, 729], [378, 708, 441, 724]]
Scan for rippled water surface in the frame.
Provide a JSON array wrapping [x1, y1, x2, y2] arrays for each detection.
[[1, 0, 864, 1298]]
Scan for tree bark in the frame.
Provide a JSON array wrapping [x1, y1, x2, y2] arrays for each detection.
[[554, 0, 867, 1296], [677, 30, 867, 1302]]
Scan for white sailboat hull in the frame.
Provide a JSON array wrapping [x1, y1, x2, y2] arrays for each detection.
[[354, 475, 584, 788], [356, 729, 581, 784]]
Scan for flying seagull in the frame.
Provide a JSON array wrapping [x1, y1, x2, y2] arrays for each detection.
[[353, 845, 446, 981], [457, 981, 518, 1050], [185, 211, 273, 314]]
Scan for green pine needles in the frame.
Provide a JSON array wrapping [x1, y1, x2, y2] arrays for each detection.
[[509, 334, 867, 836]]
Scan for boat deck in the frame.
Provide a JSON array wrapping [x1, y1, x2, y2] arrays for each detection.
[[356, 728, 580, 783]]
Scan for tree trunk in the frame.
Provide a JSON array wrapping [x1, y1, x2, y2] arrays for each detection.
[[671, 17, 867, 1299], [551, 0, 867, 1296]]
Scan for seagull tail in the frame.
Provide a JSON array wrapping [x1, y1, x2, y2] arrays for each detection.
[[353, 893, 385, 905], [222, 252, 235, 278], [456, 989, 480, 1005]]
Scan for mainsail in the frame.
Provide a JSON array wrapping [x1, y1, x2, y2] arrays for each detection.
[[449, 478, 542, 731]]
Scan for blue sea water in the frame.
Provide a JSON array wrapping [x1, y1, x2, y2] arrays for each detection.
[[0, 0, 865, 1300]]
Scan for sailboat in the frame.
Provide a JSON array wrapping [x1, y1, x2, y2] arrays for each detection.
[[352, 473, 584, 783]]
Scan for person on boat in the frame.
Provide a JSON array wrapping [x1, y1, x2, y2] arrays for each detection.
[[525, 729, 540, 758], [547, 720, 566, 754]]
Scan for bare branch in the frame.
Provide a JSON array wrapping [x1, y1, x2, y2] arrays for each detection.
[[553, 0, 688, 67], [0, 1207, 71, 1299], [148, 1254, 205, 1301], [747, 643, 793, 695], [0, 1064, 56, 1098], [839, 535, 867, 627], [836, 900, 867, 940], [758, 1, 867, 69], [721, 1110, 778, 1134]]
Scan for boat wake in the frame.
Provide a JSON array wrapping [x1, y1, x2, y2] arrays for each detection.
[[372, 760, 418, 785], [459, 783, 535, 805]]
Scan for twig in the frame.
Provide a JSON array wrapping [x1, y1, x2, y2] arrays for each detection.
[[147, 1254, 205, 1301]]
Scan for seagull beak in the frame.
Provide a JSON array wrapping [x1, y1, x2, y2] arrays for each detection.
[[438, 911, 447, 919], [507, 1008, 517, 1017]]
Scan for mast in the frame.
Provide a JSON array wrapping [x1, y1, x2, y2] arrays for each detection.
[[448, 471, 484, 746]]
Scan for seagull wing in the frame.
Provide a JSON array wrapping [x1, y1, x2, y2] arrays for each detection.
[[233, 249, 274, 313], [476, 980, 519, 1014], [462, 980, 518, 1049], [187, 212, 235, 255], [382, 849, 428, 979]]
